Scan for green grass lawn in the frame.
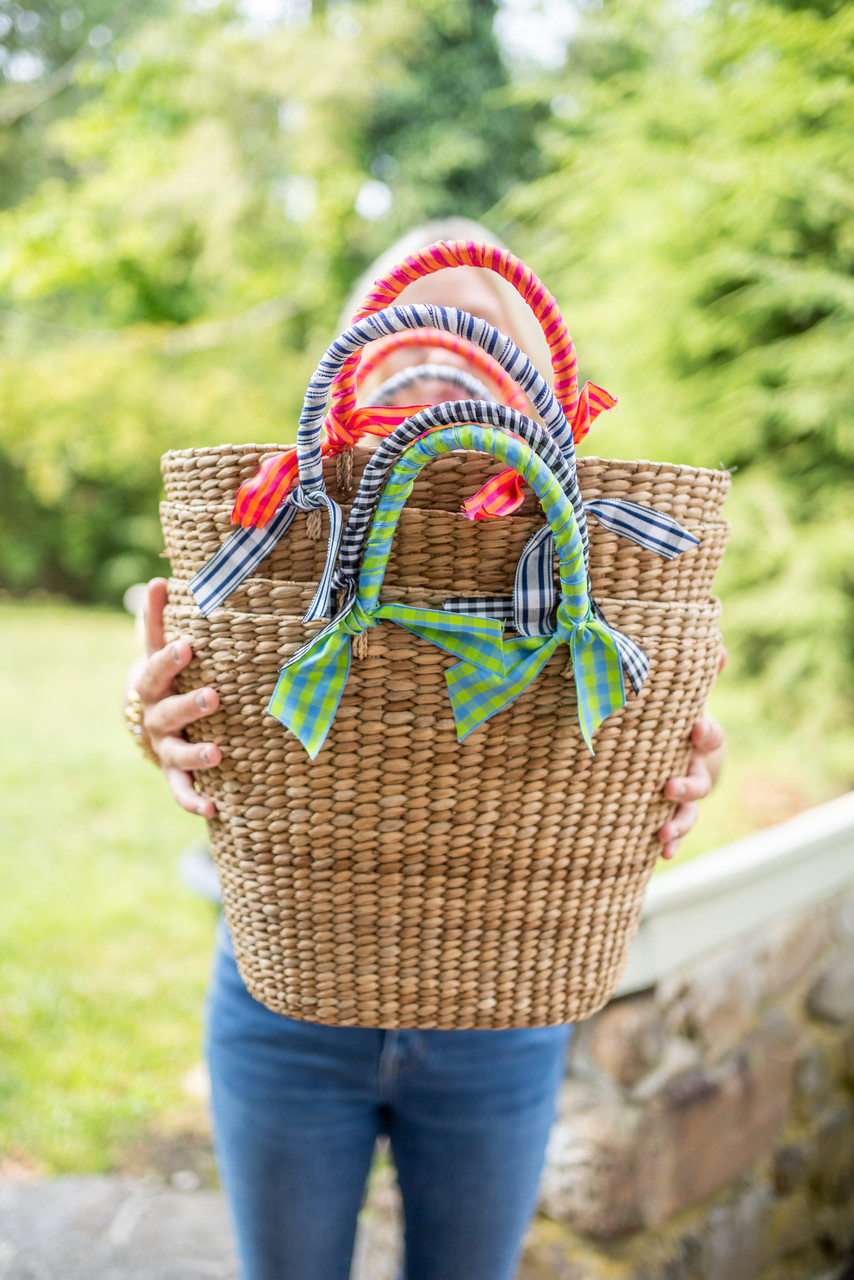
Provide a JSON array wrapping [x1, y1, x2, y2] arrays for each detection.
[[0, 599, 845, 1176], [0, 600, 217, 1176]]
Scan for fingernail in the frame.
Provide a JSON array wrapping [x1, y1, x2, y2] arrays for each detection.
[[200, 747, 210, 765], [696, 720, 709, 741], [195, 691, 208, 710], [197, 802, 208, 817], [676, 783, 686, 798], [171, 643, 181, 663]]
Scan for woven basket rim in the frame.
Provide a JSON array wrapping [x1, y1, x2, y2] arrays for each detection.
[[160, 443, 732, 484], [159, 495, 732, 530], [166, 582, 723, 623]]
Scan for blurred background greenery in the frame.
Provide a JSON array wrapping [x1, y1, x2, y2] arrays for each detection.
[[1, 0, 852, 1174]]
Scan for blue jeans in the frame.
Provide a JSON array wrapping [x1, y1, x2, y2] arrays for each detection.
[[204, 923, 572, 1280]]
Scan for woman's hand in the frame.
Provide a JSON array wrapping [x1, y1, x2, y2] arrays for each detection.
[[125, 578, 221, 818], [657, 648, 728, 861]]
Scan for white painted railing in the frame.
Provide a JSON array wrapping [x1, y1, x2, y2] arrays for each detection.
[[617, 791, 854, 994]]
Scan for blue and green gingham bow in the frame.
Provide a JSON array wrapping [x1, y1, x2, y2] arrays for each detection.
[[268, 423, 628, 758], [268, 599, 505, 761]]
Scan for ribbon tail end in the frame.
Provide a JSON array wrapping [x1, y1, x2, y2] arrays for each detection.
[[266, 692, 328, 760]]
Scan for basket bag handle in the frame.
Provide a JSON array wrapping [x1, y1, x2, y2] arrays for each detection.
[[232, 301, 576, 530], [331, 239, 616, 521], [332, 399, 586, 595], [370, 362, 495, 406], [194, 306, 588, 620], [355, 328, 531, 414], [328, 399, 698, 646], [268, 422, 632, 760], [328, 240, 613, 447], [229, 330, 530, 534]]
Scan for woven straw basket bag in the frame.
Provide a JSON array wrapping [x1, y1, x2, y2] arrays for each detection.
[[159, 241, 729, 1029]]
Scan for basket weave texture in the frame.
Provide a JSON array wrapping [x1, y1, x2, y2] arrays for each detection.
[[160, 442, 729, 1028]]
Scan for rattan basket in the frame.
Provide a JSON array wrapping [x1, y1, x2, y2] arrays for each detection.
[[165, 583, 721, 1028], [157, 241, 730, 1028], [161, 434, 727, 1028]]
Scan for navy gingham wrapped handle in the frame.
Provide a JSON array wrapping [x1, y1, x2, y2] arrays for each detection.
[[294, 303, 578, 491], [293, 302, 583, 506], [191, 305, 589, 619]]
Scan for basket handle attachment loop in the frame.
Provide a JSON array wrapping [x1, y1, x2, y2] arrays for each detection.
[[268, 423, 630, 759]]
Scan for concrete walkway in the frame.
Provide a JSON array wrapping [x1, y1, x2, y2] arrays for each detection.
[[0, 1177, 235, 1280], [0, 1170, 402, 1280]]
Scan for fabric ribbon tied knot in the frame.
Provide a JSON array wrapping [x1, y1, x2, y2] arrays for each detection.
[[268, 602, 506, 760], [445, 590, 625, 752]]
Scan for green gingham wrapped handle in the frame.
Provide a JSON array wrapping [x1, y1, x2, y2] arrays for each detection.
[[332, 399, 581, 596], [328, 398, 693, 684], [268, 423, 627, 759]]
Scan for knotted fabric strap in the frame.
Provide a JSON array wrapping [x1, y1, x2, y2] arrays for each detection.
[[288, 489, 345, 621], [584, 498, 700, 559], [190, 485, 344, 622], [446, 609, 624, 746], [269, 423, 631, 756], [445, 495, 699, 681], [229, 404, 429, 531], [445, 545, 650, 694], [268, 600, 505, 760], [190, 499, 299, 618]]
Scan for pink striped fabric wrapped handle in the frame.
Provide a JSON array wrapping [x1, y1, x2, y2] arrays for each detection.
[[356, 328, 530, 414], [327, 240, 581, 442]]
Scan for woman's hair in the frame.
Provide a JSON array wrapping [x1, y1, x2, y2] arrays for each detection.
[[339, 216, 554, 383]]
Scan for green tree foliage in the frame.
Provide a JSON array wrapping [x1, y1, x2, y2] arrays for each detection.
[[362, 0, 546, 223], [0, 0, 534, 599], [504, 0, 854, 775], [0, 0, 171, 207]]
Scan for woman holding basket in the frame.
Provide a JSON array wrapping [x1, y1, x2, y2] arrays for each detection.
[[125, 219, 726, 1280]]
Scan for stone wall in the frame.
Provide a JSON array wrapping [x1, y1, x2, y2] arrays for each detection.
[[519, 887, 854, 1280]]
